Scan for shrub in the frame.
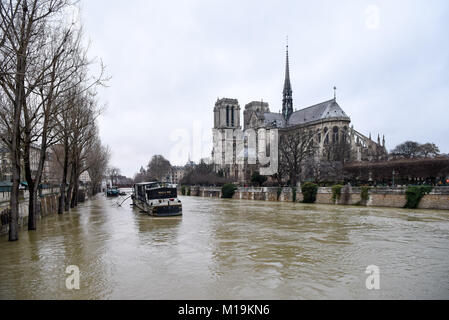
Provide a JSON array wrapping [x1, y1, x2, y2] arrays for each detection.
[[302, 182, 318, 203], [187, 187, 191, 196], [222, 184, 238, 199], [181, 186, 186, 196], [405, 186, 433, 209], [277, 187, 282, 201], [251, 171, 268, 187], [361, 186, 371, 202], [292, 187, 297, 202], [332, 185, 344, 203]]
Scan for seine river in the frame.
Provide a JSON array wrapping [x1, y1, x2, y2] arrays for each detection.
[[1, 194, 449, 300]]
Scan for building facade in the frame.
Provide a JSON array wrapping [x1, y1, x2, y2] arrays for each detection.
[[212, 45, 387, 184], [0, 143, 53, 183], [169, 166, 186, 185]]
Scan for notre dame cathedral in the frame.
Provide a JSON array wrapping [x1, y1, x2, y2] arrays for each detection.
[[212, 45, 387, 184]]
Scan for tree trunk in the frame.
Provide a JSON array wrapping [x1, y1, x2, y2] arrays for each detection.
[[58, 137, 69, 214], [66, 184, 72, 212], [9, 96, 22, 240], [27, 186, 37, 230], [9, 166, 20, 242], [291, 174, 297, 188], [24, 166, 37, 231], [70, 163, 78, 208], [58, 185, 65, 215], [66, 163, 74, 212], [23, 136, 37, 231], [9, 30, 27, 242]]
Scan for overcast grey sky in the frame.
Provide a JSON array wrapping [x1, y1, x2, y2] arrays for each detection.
[[81, 0, 449, 178]]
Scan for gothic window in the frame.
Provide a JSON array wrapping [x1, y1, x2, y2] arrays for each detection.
[[324, 127, 329, 144], [231, 107, 235, 126], [266, 134, 271, 158], [226, 106, 229, 126], [343, 126, 348, 143], [317, 129, 321, 144], [333, 127, 339, 144]]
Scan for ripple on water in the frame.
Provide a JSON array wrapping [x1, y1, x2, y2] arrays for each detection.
[[1, 195, 449, 299]]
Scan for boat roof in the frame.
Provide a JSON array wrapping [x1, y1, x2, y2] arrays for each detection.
[[135, 181, 175, 186], [135, 181, 159, 185]]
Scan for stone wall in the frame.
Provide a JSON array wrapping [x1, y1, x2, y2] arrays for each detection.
[[180, 186, 449, 211], [0, 188, 61, 235]]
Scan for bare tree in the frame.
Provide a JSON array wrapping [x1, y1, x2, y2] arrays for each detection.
[[0, 0, 73, 241], [21, 20, 88, 230], [391, 141, 441, 160], [66, 89, 101, 209], [278, 128, 316, 187], [52, 44, 107, 212], [133, 166, 147, 183], [418, 143, 440, 158], [107, 167, 121, 187], [147, 155, 171, 181], [310, 137, 352, 183], [54, 85, 104, 213], [391, 141, 421, 159], [180, 160, 231, 186], [86, 138, 110, 196]]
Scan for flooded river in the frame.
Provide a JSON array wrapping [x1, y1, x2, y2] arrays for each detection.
[[1, 194, 449, 300]]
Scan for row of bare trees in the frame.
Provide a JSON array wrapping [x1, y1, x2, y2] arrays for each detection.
[[344, 158, 449, 185], [275, 131, 447, 187], [274, 127, 353, 186], [180, 160, 232, 186], [0, 0, 110, 242], [390, 141, 441, 159]]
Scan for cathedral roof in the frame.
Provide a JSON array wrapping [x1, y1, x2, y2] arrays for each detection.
[[287, 99, 350, 126], [262, 112, 286, 127]]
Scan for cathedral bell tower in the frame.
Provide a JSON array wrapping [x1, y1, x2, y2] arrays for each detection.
[[212, 98, 241, 181], [282, 44, 294, 120]]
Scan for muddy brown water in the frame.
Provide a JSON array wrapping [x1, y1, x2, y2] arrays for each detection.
[[1, 194, 448, 299]]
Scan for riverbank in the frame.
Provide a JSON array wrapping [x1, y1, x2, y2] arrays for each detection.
[[181, 186, 449, 210], [0, 187, 86, 236]]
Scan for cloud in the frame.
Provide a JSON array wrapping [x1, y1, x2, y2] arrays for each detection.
[[81, 0, 449, 177]]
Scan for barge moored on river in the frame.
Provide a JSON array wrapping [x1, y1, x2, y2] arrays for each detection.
[[132, 182, 182, 217]]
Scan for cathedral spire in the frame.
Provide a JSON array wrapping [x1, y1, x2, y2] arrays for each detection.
[[282, 41, 293, 120]]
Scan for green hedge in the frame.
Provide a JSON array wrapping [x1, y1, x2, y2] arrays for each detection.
[[302, 182, 318, 203], [332, 185, 344, 203], [361, 186, 371, 202], [181, 186, 186, 196], [405, 186, 433, 209], [222, 184, 237, 199], [292, 187, 297, 202], [277, 187, 282, 201]]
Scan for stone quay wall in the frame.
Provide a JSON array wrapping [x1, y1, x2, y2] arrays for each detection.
[[182, 186, 449, 211], [0, 188, 61, 235]]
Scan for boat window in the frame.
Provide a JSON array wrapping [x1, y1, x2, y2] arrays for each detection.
[[146, 187, 177, 200]]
